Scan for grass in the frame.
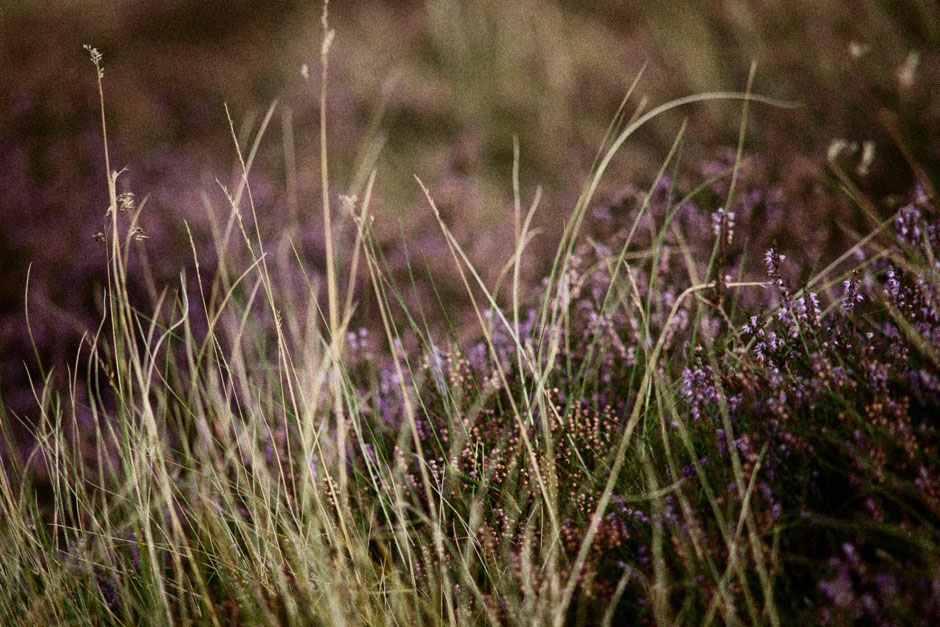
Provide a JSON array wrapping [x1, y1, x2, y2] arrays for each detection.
[[3, 2, 940, 625]]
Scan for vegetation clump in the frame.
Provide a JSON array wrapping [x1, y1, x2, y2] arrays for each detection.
[[1, 5, 940, 626]]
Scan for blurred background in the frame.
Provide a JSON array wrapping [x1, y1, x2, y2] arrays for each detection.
[[1, 0, 938, 417]]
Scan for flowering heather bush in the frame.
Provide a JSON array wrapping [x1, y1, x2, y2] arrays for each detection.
[[311, 170, 940, 623], [6, 140, 940, 624], [3, 10, 940, 627]]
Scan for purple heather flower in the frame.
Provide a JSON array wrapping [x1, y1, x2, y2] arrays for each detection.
[[97, 577, 120, 611], [741, 315, 759, 335], [894, 204, 923, 248], [777, 303, 799, 337], [841, 274, 864, 314], [682, 366, 718, 422], [764, 248, 785, 282], [711, 207, 736, 244], [819, 563, 855, 607]]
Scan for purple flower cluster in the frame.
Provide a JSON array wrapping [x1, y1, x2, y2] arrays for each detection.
[[818, 541, 940, 624], [711, 207, 736, 244], [336, 163, 940, 621]]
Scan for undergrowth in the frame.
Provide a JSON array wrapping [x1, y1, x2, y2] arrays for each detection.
[[1, 14, 939, 627]]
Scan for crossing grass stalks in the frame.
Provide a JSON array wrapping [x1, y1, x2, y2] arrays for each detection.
[[2, 12, 940, 627]]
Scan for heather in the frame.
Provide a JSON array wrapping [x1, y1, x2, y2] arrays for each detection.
[[2, 2, 940, 626]]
